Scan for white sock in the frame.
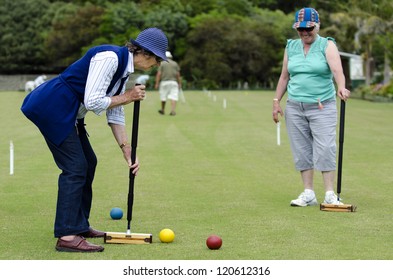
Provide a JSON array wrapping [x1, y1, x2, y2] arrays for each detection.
[[304, 189, 315, 195]]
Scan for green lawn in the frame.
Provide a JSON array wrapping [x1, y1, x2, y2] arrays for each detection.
[[0, 89, 392, 260]]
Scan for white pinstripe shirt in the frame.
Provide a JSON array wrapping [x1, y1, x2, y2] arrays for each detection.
[[77, 51, 133, 126]]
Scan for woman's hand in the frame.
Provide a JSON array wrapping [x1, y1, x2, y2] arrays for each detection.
[[123, 84, 146, 103], [121, 144, 140, 175], [337, 88, 350, 101], [272, 100, 284, 123]]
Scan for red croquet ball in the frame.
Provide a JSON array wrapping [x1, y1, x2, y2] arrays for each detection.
[[206, 235, 222, 250]]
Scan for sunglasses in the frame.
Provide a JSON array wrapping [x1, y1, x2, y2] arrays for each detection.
[[297, 26, 315, 32]]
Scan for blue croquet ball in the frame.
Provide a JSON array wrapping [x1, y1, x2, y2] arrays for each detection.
[[110, 207, 123, 220]]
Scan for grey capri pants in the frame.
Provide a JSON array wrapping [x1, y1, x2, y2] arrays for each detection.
[[285, 98, 337, 172]]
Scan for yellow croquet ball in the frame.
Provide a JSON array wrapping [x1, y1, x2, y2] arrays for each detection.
[[159, 228, 175, 243]]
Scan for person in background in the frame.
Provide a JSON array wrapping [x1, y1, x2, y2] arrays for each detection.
[[21, 27, 168, 252], [25, 75, 47, 93], [272, 8, 351, 207], [135, 74, 150, 86], [155, 51, 182, 116], [34, 74, 47, 88]]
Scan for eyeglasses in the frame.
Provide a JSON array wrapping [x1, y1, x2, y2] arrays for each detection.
[[297, 26, 315, 32], [144, 50, 163, 63]]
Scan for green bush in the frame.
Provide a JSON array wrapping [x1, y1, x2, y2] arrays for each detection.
[[353, 83, 393, 101], [380, 82, 393, 98]]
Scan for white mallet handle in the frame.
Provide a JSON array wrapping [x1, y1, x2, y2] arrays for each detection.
[[277, 122, 281, 146]]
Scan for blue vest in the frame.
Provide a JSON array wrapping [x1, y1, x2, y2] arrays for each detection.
[[21, 45, 129, 146]]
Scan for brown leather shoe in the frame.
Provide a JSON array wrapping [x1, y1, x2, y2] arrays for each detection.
[[56, 236, 104, 253], [80, 227, 106, 238]]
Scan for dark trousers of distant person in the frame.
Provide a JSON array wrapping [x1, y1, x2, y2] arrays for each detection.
[[45, 118, 97, 238]]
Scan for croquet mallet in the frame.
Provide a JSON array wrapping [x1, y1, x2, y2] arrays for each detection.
[[320, 99, 357, 212], [105, 85, 153, 244]]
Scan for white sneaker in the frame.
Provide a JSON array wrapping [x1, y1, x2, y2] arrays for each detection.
[[290, 191, 318, 207], [323, 192, 344, 205]]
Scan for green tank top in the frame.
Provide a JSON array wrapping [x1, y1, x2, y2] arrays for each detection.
[[286, 35, 336, 103]]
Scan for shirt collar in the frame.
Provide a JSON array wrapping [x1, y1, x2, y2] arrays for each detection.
[[126, 52, 134, 75]]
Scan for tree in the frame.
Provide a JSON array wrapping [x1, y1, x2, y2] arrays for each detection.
[[143, 0, 189, 56], [332, 0, 392, 86], [96, 0, 144, 46], [371, 0, 393, 84], [252, 0, 311, 13], [183, 9, 291, 89], [44, 2, 105, 70], [179, 0, 218, 17], [0, 0, 51, 73], [216, 0, 255, 16]]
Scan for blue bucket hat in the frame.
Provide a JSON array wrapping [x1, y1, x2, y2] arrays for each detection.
[[293, 7, 320, 29], [130, 27, 168, 61]]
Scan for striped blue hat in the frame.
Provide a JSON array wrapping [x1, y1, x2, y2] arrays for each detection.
[[130, 28, 168, 61], [293, 8, 320, 29]]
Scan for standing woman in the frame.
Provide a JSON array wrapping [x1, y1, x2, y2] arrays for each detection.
[[272, 8, 351, 207], [21, 28, 168, 252]]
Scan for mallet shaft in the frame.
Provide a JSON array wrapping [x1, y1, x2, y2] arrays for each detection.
[[127, 92, 141, 232], [337, 100, 346, 200]]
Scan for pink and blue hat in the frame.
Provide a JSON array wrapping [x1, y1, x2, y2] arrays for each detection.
[[292, 8, 320, 29]]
